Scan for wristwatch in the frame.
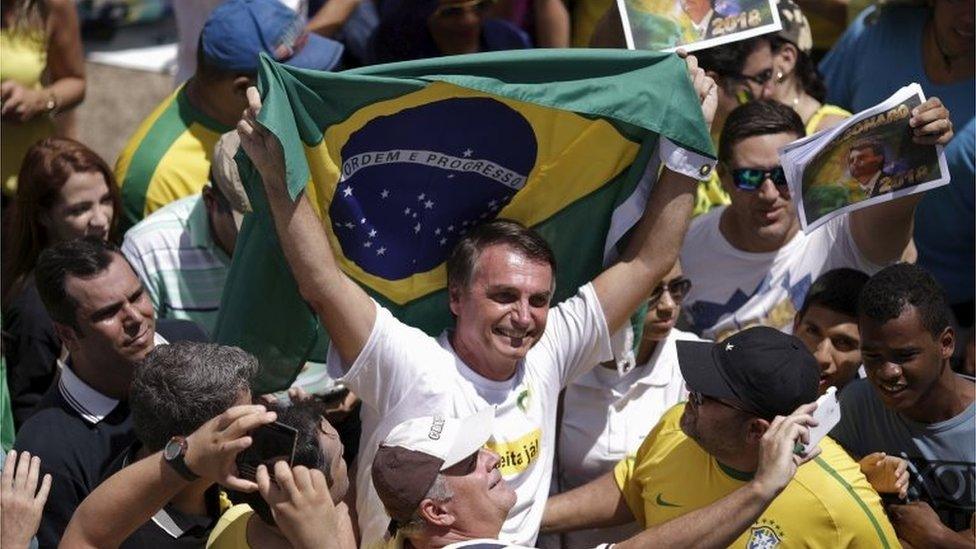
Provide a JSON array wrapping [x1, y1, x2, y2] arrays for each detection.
[[163, 436, 200, 481]]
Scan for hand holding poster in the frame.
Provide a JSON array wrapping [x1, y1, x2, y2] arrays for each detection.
[[780, 83, 950, 233], [616, 0, 781, 52]]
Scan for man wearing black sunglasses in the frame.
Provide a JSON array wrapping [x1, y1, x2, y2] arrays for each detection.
[[679, 98, 953, 341], [542, 326, 899, 547]]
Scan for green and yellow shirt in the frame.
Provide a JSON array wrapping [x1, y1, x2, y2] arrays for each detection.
[[115, 86, 232, 231], [615, 404, 900, 548]]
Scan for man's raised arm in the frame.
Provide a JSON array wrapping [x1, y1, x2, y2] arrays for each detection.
[[849, 97, 953, 265], [60, 406, 275, 549], [238, 87, 376, 368], [593, 55, 717, 334]]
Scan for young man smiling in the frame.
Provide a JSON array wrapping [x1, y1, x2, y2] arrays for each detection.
[[831, 264, 976, 547]]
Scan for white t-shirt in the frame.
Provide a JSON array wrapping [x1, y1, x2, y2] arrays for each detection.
[[680, 208, 881, 341], [328, 284, 612, 548], [554, 328, 701, 548]]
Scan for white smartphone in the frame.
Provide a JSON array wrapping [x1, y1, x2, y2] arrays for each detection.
[[797, 386, 841, 455]]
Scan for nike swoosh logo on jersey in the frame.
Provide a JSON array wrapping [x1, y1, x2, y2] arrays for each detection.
[[655, 493, 681, 507]]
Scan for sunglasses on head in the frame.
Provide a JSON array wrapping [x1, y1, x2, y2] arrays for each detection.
[[434, 0, 495, 18], [730, 166, 789, 191]]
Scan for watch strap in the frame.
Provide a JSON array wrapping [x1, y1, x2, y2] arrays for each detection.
[[164, 437, 200, 481]]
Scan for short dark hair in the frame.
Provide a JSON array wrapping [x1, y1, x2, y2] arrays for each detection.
[[858, 263, 951, 337], [130, 342, 258, 452], [798, 268, 869, 320], [696, 37, 768, 82], [233, 400, 339, 526], [850, 140, 885, 159], [446, 219, 556, 293], [718, 100, 806, 164], [35, 237, 124, 330]]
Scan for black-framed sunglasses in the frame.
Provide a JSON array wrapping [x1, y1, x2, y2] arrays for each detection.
[[689, 391, 757, 416], [728, 67, 774, 87], [648, 277, 692, 307], [730, 166, 789, 191], [434, 0, 495, 18]]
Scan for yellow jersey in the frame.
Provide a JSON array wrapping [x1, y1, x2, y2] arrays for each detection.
[[614, 404, 900, 548]]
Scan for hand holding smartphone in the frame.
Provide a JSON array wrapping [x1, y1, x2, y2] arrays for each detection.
[[796, 387, 841, 456], [236, 421, 299, 481]]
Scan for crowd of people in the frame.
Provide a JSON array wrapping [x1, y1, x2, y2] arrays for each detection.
[[0, 0, 973, 547]]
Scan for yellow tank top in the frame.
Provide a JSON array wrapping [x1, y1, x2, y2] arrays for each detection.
[[806, 103, 852, 135], [0, 28, 54, 196]]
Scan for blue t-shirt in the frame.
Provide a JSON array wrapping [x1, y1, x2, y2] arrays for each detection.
[[831, 377, 976, 531], [819, 6, 975, 129], [914, 118, 976, 306]]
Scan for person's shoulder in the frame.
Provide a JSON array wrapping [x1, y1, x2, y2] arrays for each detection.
[[482, 18, 533, 50], [670, 328, 706, 343], [4, 282, 53, 333], [630, 403, 692, 467], [125, 194, 200, 237], [838, 377, 880, 409], [207, 504, 254, 549], [155, 319, 209, 343], [681, 207, 726, 260], [14, 394, 90, 460], [793, 439, 898, 544]]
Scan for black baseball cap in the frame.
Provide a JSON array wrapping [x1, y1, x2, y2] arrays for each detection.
[[677, 326, 819, 419]]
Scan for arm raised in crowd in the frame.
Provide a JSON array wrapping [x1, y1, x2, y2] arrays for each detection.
[[849, 97, 953, 265], [59, 405, 275, 549], [238, 87, 376, 369], [543, 404, 819, 547], [592, 55, 717, 334]]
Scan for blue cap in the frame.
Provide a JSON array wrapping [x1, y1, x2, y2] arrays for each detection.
[[201, 0, 343, 74]]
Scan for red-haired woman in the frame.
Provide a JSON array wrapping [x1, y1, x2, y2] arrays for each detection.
[[2, 137, 120, 426]]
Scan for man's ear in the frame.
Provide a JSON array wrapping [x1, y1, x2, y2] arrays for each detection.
[[717, 163, 736, 194], [939, 326, 955, 362], [418, 497, 455, 528], [448, 285, 461, 317], [53, 321, 80, 346], [744, 417, 770, 445], [232, 75, 254, 94]]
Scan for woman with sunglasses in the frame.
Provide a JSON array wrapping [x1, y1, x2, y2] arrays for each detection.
[[1, 138, 121, 426], [551, 260, 704, 547], [369, 0, 532, 63], [768, 0, 852, 136]]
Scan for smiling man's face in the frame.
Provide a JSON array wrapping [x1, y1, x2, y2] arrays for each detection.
[[859, 305, 952, 416], [441, 448, 516, 531], [62, 253, 156, 367], [450, 244, 553, 380]]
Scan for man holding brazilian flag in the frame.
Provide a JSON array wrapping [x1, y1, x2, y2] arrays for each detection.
[[223, 50, 716, 546], [216, 49, 715, 389], [222, 48, 716, 545]]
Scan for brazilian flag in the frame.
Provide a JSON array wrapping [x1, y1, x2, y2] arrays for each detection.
[[214, 50, 713, 392]]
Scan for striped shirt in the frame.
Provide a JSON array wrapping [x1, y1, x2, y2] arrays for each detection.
[[115, 85, 232, 231], [122, 195, 229, 335]]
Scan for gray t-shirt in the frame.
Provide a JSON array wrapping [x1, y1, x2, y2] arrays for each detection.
[[831, 377, 976, 530]]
